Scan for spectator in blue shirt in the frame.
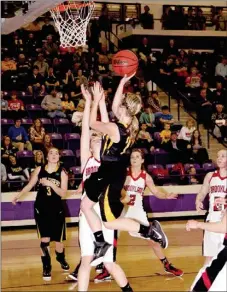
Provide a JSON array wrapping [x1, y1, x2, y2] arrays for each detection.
[[8, 119, 32, 151], [157, 105, 174, 129]]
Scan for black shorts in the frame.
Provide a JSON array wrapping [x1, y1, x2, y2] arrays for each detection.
[[84, 161, 126, 222], [34, 207, 66, 242]]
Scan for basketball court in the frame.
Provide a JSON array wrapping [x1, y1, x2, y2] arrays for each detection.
[[2, 221, 204, 291]]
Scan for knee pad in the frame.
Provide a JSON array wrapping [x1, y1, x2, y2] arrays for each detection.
[[40, 241, 50, 257]]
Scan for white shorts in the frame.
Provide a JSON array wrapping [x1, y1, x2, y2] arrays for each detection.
[[123, 206, 149, 238], [191, 246, 227, 291], [203, 230, 225, 257], [79, 203, 117, 262]]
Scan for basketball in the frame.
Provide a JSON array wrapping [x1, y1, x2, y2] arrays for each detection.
[[112, 50, 138, 77]]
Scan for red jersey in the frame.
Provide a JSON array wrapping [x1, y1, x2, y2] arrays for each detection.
[[8, 99, 24, 111]]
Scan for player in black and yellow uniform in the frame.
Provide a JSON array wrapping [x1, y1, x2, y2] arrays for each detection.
[[12, 148, 69, 281], [80, 77, 168, 268]]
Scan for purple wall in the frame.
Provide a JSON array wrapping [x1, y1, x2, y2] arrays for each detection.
[[2, 194, 198, 222]]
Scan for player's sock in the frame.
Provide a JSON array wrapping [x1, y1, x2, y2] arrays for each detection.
[[94, 231, 105, 242], [40, 242, 51, 281], [56, 249, 70, 271], [160, 257, 169, 265], [139, 224, 149, 234], [121, 282, 133, 292]]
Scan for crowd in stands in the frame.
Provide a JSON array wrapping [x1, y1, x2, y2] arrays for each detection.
[[1, 8, 226, 192], [139, 5, 227, 31]]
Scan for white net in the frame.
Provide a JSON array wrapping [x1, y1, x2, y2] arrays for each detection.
[[50, 1, 95, 48]]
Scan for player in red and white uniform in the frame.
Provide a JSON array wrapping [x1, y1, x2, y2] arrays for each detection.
[[195, 149, 227, 265], [186, 205, 227, 292], [68, 86, 133, 292], [122, 148, 183, 277]]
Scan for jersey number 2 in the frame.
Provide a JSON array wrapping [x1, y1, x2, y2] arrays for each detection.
[[128, 194, 136, 206]]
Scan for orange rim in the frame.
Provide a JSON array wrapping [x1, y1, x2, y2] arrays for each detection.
[[51, 1, 94, 13]]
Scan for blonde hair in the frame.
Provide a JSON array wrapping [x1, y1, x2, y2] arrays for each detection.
[[186, 118, 195, 127], [123, 93, 142, 141]]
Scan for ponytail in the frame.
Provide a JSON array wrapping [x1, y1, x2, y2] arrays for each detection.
[[128, 116, 139, 143]]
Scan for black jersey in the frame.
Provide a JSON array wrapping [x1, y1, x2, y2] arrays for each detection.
[[35, 165, 64, 212], [101, 122, 132, 162]]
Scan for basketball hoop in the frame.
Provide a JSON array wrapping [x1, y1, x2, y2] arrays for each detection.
[[50, 1, 95, 48]]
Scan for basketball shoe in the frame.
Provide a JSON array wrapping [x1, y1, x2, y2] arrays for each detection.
[[41, 256, 51, 281], [90, 241, 112, 266], [55, 249, 70, 271], [164, 262, 183, 277], [141, 220, 168, 249], [96, 263, 104, 274], [94, 267, 111, 283], [67, 263, 80, 281]]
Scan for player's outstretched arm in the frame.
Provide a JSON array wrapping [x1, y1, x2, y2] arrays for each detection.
[[195, 172, 213, 212], [186, 210, 227, 234], [12, 167, 41, 205], [99, 91, 109, 123], [112, 73, 135, 119], [80, 84, 92, 171], [145, 173, 178, 199]]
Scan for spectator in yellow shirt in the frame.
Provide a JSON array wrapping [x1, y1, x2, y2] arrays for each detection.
[[160, 123, 171, 144], [61, 93, 75, 119], [1, 56, 17, 72]]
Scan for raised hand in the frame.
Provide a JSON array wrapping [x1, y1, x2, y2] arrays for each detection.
[[196, 200, 204, 212], [91, 81, 104, 103], [12, 195, 19, 205], [120, 73, 136, 85], [81, 84, 92, 101], [166, 193, 178, 199]]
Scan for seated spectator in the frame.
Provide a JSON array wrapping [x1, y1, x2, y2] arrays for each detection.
[[7, 91, 26, 120], [1, 163, 7, 192], [7, 154, 29, 184], [200, 81, 212, 101], [195, 9, 206, 30], [160, 123, 171, 145], [33, 150, 45, 168], [138, 80, 149, 101], [71, 99, 85, 128], [159, 57, 175, 88], [1, 91, 8, 118], [213, 8, 227, 31], [52, 58, 62, 79], [211, 82, 226, 107], [173, 58, 188, 78], [61, 92, 75, 118], [147, 91, 162, 114], [45, 67, 60, 91], [76, 69, 88, 86], [138, 37, 151, 56], [190, 129, 209, 165], [1, 55, 17, 72], [178, 49, 189, 65], [185, 67, 201, 89], [8, 119, 33, 151], [136, 124, 154, 151], [140, 5, 154, 29], [34, 54, 49, 77], [43, 134, 53, 155], [17, 54, 31, 74], [157, 105, 174, 129], [215, 57, 227, 85], [178, 118, 196, 142], [139, 105, 155, 132], [41, 18, 56, 39], [187, 166, 200, 185], [71, 79, 82, 101], [11, 33, 24, 56], [25, 33, 39, 58], [165, 132, 191, 163], [28, 66, 45, 95], [162, 39, 178, 59], [43, 35, 58, 59], [68, 169, 78, 190], [1, 136, 17, 166], [29, 118, 46, 150], [41, 89, 66, 118], [63, 70, 75, 91], [197, 88, 213, 128], [186, 8, 196, 30], [211, 104, 227, 142]]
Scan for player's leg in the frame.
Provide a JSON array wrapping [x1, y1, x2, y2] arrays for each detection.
[[40, 237, 52, 281], [77, 256, 93, 291], [53, 210, 70, 271]]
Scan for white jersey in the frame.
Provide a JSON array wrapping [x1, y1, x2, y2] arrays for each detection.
[[207, 170, 227, 222], [124, 167, 146, 210], [82, 156, 100, 188]]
